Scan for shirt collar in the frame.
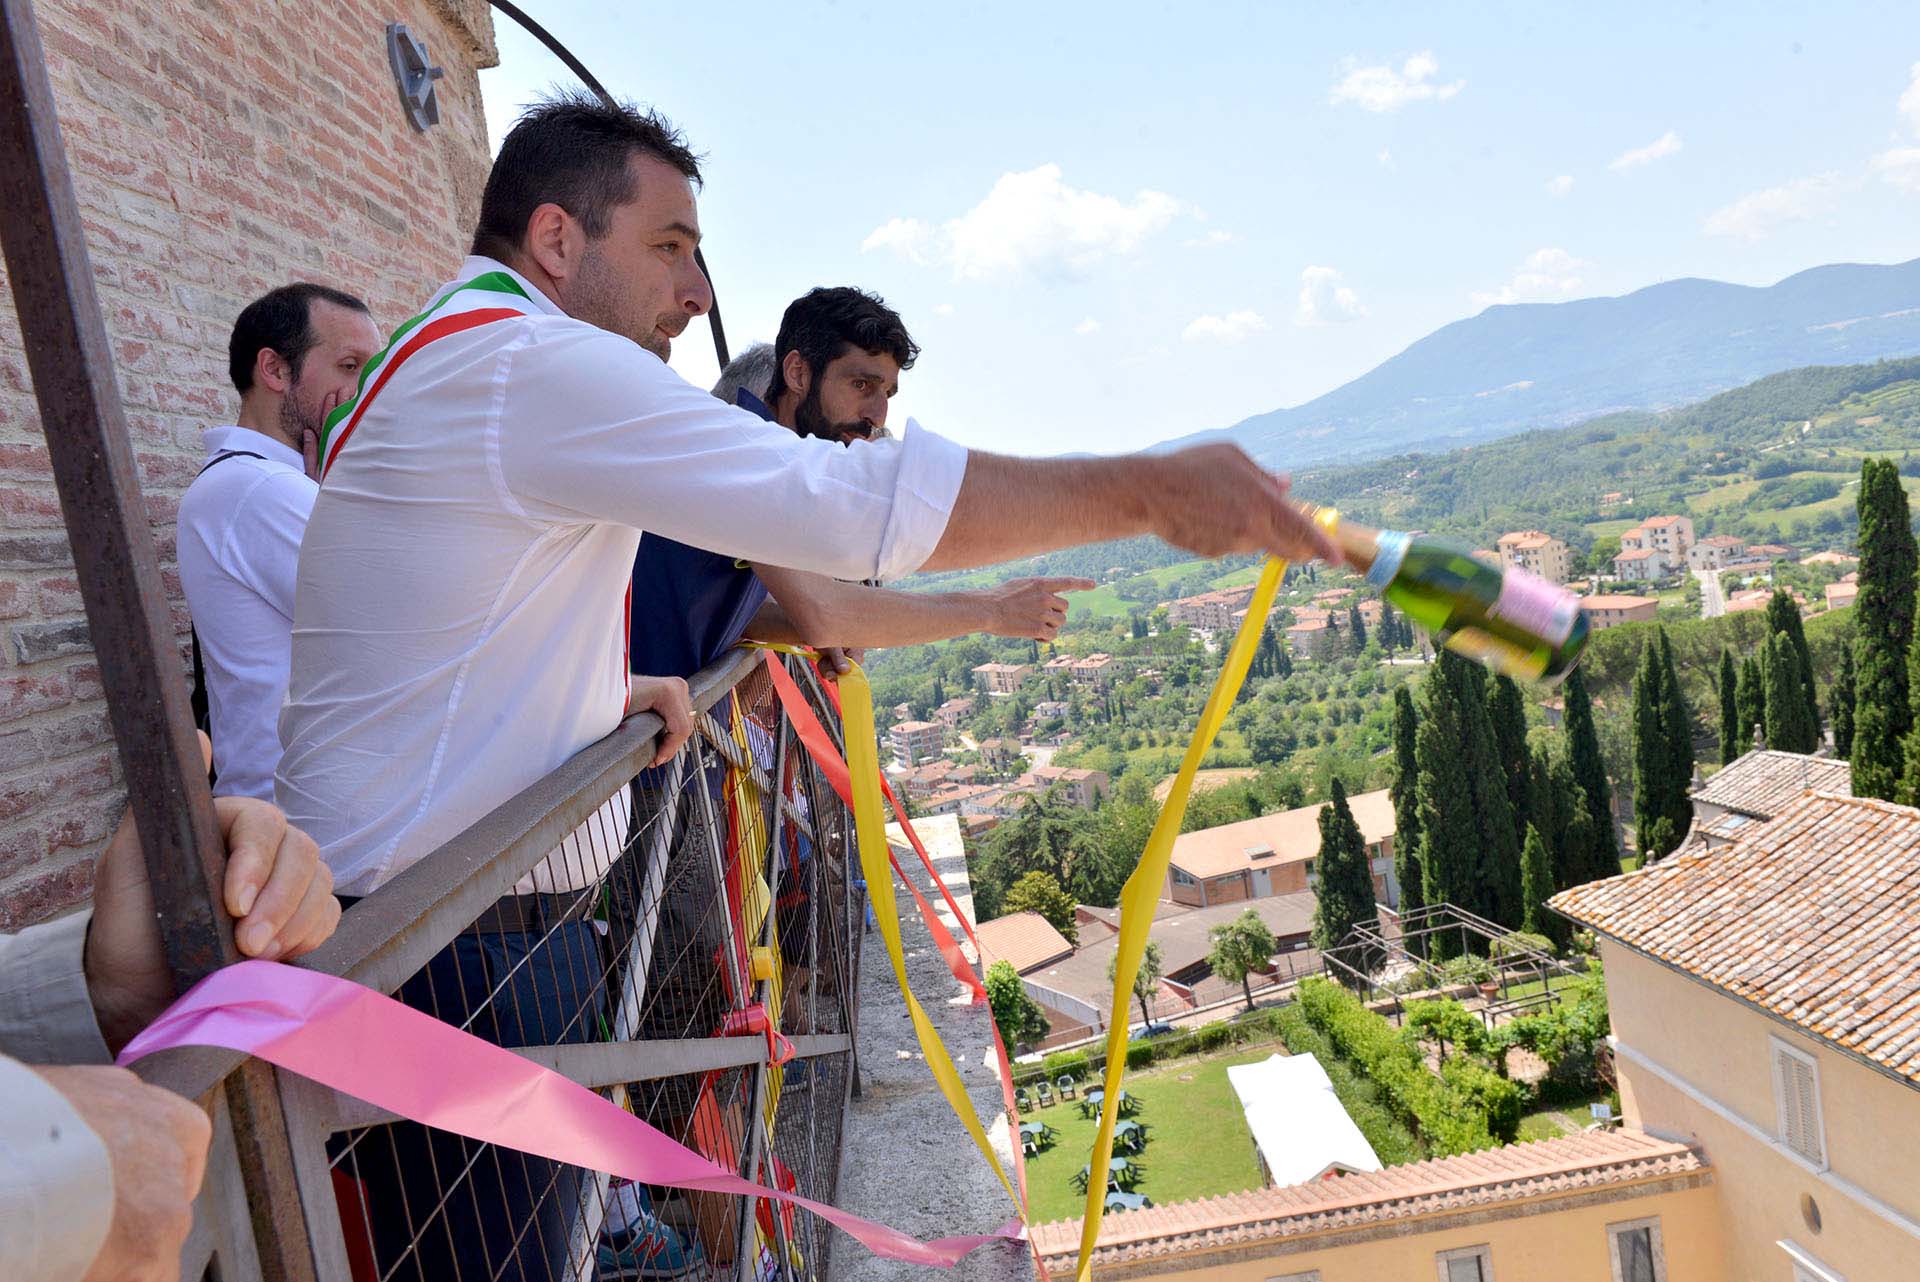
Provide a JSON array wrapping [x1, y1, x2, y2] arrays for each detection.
[[459, 256, 567, 317], [203, 425, 303, 471], [735, 387, 775, 422]]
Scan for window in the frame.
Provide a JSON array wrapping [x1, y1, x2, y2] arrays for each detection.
[[1435, 1245, 1493, 1282], [1171, 868, 1196, 887], [1771, 1037, 1828, 1168], [1779, 1238, 1846, 1282], [1607, 1217, 1666, 1282]]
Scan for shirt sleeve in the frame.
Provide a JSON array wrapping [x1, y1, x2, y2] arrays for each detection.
[[0, 1053, 114, 1282], [0, 913, 114, 1066], [225, 471, 318, 619], [493, 324, 968, 584]]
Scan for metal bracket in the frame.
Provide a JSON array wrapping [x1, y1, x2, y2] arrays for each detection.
[[386, 23, 444, 132]]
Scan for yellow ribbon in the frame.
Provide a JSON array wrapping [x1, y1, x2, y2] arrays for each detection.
[[1071, 555, 1286, 1279], [838, 665, 1026, 1212]]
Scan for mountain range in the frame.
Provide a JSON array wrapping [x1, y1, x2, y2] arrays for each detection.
[[1165, 256, 1920, 469]]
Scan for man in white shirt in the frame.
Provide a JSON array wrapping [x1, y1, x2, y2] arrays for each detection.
[[279, 93, 1334, 1281], [176, 284, 382, 799]]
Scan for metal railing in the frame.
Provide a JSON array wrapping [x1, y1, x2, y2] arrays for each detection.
[[138, 647, 870, 1282]]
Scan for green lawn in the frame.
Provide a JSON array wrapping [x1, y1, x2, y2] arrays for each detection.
[[1495, 972, 1585, 1003], [1019, 1042, 1284, 1224], [1517, 1093, 1611, 1142]]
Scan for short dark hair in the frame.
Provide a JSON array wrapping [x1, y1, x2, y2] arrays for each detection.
[[771, 287, 920, 400], [228, 283, 371, 395], [471, 92, 702, 261]]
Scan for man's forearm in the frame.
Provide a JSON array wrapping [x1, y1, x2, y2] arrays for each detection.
[[919, 452, 1152, 572], [749, 570, 1007, 648]]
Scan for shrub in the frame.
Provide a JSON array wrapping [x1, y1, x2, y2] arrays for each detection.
[[1491, 930, 1557, 960], [1442, 1058, 1523, 1143], [1124, 1041, 1156, 1071], [1042, 1049, 1090, 1081], [1439, 955, 1495, 987], [1297, 979, 1496, 1156], [1270, 1004, 1423, 1165]]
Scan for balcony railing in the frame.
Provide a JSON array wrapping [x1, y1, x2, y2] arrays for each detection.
[[137, 646, 869, 1282]]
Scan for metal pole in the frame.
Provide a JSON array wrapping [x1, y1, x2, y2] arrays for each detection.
[[0, 3, 323, 1276]]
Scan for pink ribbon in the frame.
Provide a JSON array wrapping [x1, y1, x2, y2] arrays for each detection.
[[119, 961, 1024, 1267]]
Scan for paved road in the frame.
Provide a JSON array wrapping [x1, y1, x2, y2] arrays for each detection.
[[1695, 568, 1725, 618]]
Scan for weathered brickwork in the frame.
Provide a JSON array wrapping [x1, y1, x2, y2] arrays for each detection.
[[0, 0, 497, 925]]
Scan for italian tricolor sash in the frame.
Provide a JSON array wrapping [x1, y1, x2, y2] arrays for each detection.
[[318, 271, 535, 479]]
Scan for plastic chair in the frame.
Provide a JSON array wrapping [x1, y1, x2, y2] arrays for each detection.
[[1035, 1080, 1055, 1109], [1056, 1074, 1077, 1099], [1014, 1086, 1032, 1114]]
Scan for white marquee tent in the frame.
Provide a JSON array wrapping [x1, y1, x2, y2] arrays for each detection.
[[1226, 1052, 1383, 1187]]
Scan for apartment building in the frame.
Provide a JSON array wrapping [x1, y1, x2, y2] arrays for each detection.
[[1496, 530, 1574, 584], [1687, 535, 1749, 572], [1582, 594, 1659, 629], [971, 661, 1033, 695], [1612, 547, 1670, 582], [1166, 585, 1259, 631], [888, 719, 945, 768], [1164, 789, 1397, 908]]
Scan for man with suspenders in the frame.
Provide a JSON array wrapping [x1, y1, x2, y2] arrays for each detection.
[[175, 284, 382, 798]]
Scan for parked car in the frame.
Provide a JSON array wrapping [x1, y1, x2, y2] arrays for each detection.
[[1129, 1020, 1175, 1041]]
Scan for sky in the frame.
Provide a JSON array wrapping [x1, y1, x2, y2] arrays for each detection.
[[477, 2, 1920, 457]]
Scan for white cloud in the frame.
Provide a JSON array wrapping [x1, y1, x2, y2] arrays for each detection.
[[1471, 248, 1590, 307], [861, 164, 1186, 281], [1074, 317, 1101, 335], [1295, 266, 1367, 326], [1329, 51, 1464, 112], [1378, 149, 1395, 168], [1900, 60, 1920, 136], [1609, 129, 1683, 171], [1183, 228, 1235, 248], [932, 302, 955, 316], [1182, 310, 1268, 344], [1703, 174, 1841, 241], [1546, 174, 1575, 197], [1873, 147, 1920, 192]]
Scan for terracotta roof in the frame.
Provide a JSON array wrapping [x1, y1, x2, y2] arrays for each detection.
[[1168, 789, 1393, 881], [974, 911, 1074, 974], [1031, 1130, 1706, 1273], [1497, 530, 1557, 549], [891, 720, 940, 733], [1613, 547, 1661, 561], [1698, 534, 1747, 548], [1582, 593, 1658, 610], [1552, 791, 1920, 1085], [1027, 893, 1318, 1001], [1643, 514, 1689, 528], [1691, 750, 1851, 819]]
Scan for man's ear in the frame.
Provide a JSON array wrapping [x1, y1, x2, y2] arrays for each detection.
[[253, 346, 294, 396], [780, 350, 811, 403], [524, 202, 585, 287]]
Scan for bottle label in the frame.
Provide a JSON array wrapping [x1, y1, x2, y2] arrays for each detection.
[[1366, 530, 1412, 589], [1488, 570, 1579, 646], [1444, 627, 1549, 680]]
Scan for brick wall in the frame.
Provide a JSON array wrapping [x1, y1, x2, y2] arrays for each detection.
[[0, 0, 497, 926]]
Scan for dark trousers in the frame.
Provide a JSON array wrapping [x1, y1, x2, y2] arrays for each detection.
[[333, 918, 606, 1282]]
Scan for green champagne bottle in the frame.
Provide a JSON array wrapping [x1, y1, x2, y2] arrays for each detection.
[[1317, 511, 1590, 683]]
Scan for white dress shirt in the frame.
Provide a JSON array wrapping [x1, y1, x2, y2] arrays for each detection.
[[278, 258, 967, 896], [177, 426, 316, 800]]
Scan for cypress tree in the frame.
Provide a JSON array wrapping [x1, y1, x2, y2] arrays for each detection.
[[1738, 654, 1767, 749], [1488, 675, 1534, 836], [1659, 630, 1696, 794], [1389, 685, 1425, 938], [1631, 639, 1666, 858], [1348, 604, 1368, 652], [1415, 657, 1480, 960], [1852, 457, 1917, 800], [1832, 645, 1857, 760], [1718, 647, 1743, 765], [1562, 667, 1619, 878], [1449, 654, 1522, 927], [1766, 589, 1819, 730], [1312, 779, 1378, 966], [1519, 824, 1565, 947], [1764, 635, 1818, 754]]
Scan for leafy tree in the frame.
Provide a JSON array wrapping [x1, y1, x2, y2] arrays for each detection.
[[1108, 941, 1164, 1028], [1659, 630, 1697, 797], [1717, 647, 1742, 765], [1389, 685, 1424, 946], [1832, 644, 1857, 760], [972, 791, 1099, 919], [1347, 604, 1368, 653], [1763, 634, 1818, 753], [1519, 823, 1566, 947], [1737, 653, 1767, 750], [1311, 779, 1379, 980], [1562, 667, 1620, 880], [1852, 457, 1916, 800], [986, 960, 1049, 1048], [1645, 816, 1678, 864], [1210, 910, 1280, 1009], [1633, 630, 1693, 860], [1404, 998, 1487, 1062], [1416, 653, 1516, 951], [1001, 870, 1079, 944], [1765, 588, 1819, 730]]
